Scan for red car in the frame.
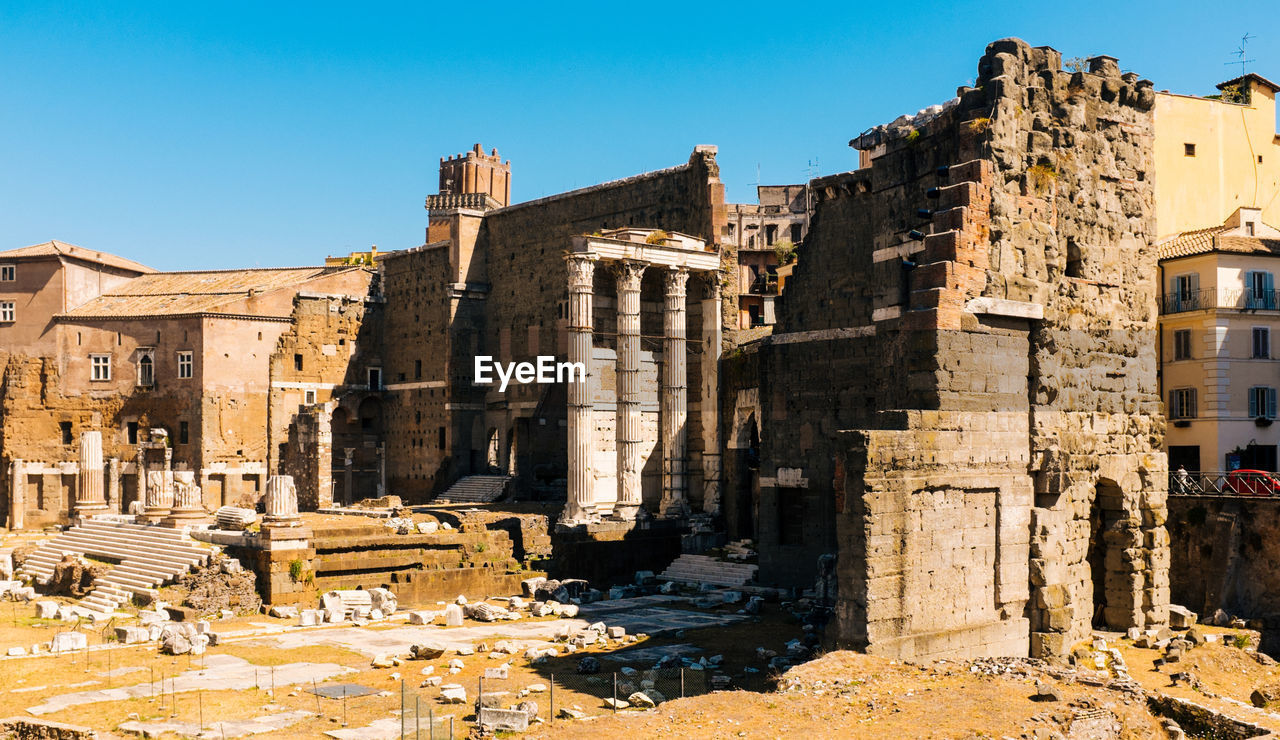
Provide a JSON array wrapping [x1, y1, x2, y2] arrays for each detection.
[[1224, 469, 1280, 495]]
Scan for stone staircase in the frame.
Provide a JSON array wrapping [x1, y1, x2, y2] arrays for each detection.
[[434, 475, 512, 504], [17, 519, 213, 615], [658, 554, 759, 588]]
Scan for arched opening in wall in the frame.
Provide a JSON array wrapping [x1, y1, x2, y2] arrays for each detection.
[[506, 427, 516, 476], [1087, 478, 1126, 629], [734, 415, 760, 541], [486, 428, 500, 473]]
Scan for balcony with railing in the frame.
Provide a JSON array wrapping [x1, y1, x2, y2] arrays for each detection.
[[748, 275, 779, 295], [1160, 288, 1280, 315], [1169, 469, 1280, 497]]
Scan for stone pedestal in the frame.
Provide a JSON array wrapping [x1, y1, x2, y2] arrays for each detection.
[[613, 260, 646, 521], [163, 471, 208, 527], [563, 255, 598, 524], [141, 469, 173, 523], [75, 431, 109, 519]]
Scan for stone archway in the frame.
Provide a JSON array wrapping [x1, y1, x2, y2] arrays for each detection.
[[1087, 477, 1140, 630]]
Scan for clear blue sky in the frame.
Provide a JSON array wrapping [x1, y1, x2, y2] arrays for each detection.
[[2, 1, 1276, 270]]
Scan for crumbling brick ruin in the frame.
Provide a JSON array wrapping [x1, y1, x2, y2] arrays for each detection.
[[731, 38, 1169, 659]]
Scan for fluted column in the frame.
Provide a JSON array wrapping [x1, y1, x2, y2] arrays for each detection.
[[263, 474, 302, 528], [660, 268, 690, 518], [563, 254, 597, 524], [75, 431, 108, 518], [614, 259, 647, 521], [8, 460, 25, 530], [701, 276, 723, 514]]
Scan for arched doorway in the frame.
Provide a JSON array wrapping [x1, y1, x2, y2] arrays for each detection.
[[734, 415, 760, 541], [486, 428, 500, 472], [1086, 478, 1128, 629]]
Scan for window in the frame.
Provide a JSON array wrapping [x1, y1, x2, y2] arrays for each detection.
[[1247, 221, 1256, 236], [0, 301, 13, 322], [1170, 387, 1197, 419], [1174, 329, 1193, 360], [1184, 143, 1196, 156], [304, 389, 316, 404], [1245, 271, 1276, 309], [726, 223, 735, 239], [368, 367, 382, 390], [1249, 386, 1278, 419], [415, 359, 422, 379], [765, 224, 778, 246], [177, 351, 193, 379], [294, 353, 303, 371], [438, 426, 446, 450], [1254, 327, 1271, 359], [790, 223, 803, 244], [59, 421, 72, 445], [0, 265, 13, 281], [179, 421, 189, 445], [126, 421, 138, 445], [136, 350, 154, 387], [90, 354, 111, 381]]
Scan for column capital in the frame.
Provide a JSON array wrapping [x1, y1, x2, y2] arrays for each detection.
[[664, 267, 690, 297], [566, 253, 596, 292], [701, 271, 722, 300], [614, 259, 647, 291]]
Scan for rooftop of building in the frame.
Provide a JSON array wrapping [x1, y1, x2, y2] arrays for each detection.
[[0, 240, 156, 274], [58, 265, 367, 318], [1159, 208, 1280, 260]]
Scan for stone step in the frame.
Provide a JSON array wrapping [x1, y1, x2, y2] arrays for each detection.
[[31, 538, 207, 569], [658, 554, 757, 587], [436, 475, 512, 503], [48, 533, 210, 562]]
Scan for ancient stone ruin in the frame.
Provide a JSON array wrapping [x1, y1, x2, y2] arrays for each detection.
[[727, 38, 1169, 659]]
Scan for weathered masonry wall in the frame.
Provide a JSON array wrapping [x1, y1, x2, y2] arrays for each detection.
[[750, 38, 1169, 660], [1168, 497, 1280, 651]]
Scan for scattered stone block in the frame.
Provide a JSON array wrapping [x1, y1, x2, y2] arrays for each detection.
[[371, 655, 395, 669], [269, 605, 299, 619], [1252, 684, 1280, 708], [422, 676, 443, 687], [410, 643, 446, 660], [527, 683, 548, 693], [478, 707, 529, 732], [607, 626, 626, 639], [7, 646, 26, 656], [559, 706, 586, 720], [1034, 682, 1061, 701], [485, 665, 509, 680], [604, 698, 629, 709], [628, 691, 656, 708], [115, 626, 149, 644], [455, 645, 475, 656], [443, 604, 464, 627], [1169, 605, 1197, 630], [50, 631, 87, 653], [298, 609, 320, 627], [407, 610, 434, 625], [448, 658, 465, 670], [439, 684, 467, 703], [34, 601, 58, 619]]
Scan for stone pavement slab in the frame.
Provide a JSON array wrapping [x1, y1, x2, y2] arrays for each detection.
[[117, 710, 312, 738], [27, 655, 352, 715]]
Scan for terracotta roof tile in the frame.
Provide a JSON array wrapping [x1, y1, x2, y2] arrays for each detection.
[[60, 266, 359, 318], [0, 240, 155, 274], [1158, 226, 1280, 260]]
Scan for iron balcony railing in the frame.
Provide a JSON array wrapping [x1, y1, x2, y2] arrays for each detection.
[[748, 275, 779, 295], [1161, 288, 1280, 314], [1169, 470, 1280, 497]]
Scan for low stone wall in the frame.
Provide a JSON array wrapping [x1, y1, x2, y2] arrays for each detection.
[[0, 717, 98, 739], [1146, 693, 1273, 739], [548, 521, 685, 587]]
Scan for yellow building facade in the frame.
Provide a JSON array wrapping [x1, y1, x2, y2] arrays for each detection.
[[1154, 74, 1280, 238]]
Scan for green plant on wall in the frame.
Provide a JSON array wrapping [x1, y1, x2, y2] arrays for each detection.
[[645, 230, 670, 244], [904, 128, 921, 144], [772, 240, 796, 266], [967, 117, 992, 134], [288, 558, 314, 585], [1028, 162, 1058, 194]]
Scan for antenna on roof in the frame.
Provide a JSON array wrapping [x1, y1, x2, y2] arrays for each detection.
[[806, 158, 821, 181], [1225, 32, 1257, 74]]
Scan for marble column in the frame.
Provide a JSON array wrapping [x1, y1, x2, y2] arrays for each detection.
[[614, 259, 646, 521], [660, 268, 690, 518], [107, 458, 121, 513], [563, 254, 597, 523], [8, 460, 25, 530], [75, 431, 108, 518], [701, 276, 723, 515], [263, 474, 302, 528]]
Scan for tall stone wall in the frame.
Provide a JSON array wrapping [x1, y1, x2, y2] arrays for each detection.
[[750, 38, 1168, 659]]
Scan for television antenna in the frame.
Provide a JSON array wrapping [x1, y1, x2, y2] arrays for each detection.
[[1225, 33, 1256, 75]]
